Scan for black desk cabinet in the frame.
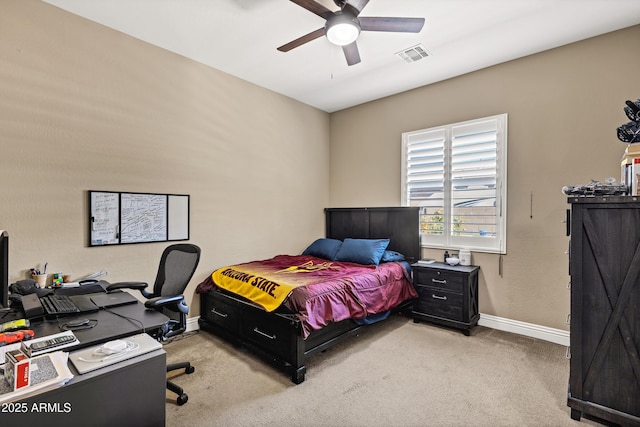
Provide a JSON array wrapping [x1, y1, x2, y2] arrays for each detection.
[[411, 262, 479, 335], [567, 196, 640, 425], [6, 350, 167, 427]]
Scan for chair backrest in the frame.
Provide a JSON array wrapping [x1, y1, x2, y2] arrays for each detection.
[[152, 244, 201, 297]]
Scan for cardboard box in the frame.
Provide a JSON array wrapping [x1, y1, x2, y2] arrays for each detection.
[[4, 349, 30, 390]]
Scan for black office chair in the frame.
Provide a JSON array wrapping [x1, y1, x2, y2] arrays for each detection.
[[107, 243, 201, 405]]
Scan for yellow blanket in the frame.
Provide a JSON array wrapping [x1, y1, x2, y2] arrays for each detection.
[[211, 257, 338, 312]]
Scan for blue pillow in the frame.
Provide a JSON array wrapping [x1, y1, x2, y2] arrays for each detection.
[[334, 238, 390, 266], [380, 250, 405, 263], [302, 238, 342, 260]]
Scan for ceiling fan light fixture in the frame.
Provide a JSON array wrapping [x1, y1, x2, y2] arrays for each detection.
[[325, 13, 360, 46]]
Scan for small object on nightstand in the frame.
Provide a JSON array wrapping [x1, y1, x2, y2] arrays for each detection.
[[459, 250, 471, 266]]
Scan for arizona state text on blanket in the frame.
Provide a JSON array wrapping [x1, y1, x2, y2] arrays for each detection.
[[212, 256, 341, 312]]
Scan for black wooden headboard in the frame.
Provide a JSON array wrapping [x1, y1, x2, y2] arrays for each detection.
[[325, 207, 420, 263]]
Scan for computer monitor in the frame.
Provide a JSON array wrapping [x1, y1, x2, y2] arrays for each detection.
[[0, 230, 8, 308]]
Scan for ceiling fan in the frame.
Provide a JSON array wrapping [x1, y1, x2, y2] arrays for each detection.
[[277, 0, 425, 66]]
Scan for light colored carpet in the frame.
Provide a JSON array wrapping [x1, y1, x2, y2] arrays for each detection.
[[164, 314, 603, 427]]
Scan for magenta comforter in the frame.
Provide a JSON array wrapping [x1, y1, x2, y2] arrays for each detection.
[[196, 254, 417, 338]]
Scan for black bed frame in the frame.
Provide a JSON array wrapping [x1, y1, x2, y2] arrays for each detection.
[[198, 207, 420, 383]]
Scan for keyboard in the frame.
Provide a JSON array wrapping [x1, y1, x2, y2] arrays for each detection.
[[40, 295, 80, 315]]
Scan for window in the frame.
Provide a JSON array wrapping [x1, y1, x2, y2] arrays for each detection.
[[402, 114, 507, 254]]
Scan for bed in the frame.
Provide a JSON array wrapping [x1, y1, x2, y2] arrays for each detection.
[[196, 207, 420, 383]]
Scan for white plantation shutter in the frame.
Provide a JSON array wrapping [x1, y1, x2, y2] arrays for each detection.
[[404, 128, 446, 238], [402, 114, 507, 253]]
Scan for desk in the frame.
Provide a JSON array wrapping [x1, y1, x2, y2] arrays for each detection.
[[29, 300, 169, 350], [1, 297, 169, 426]]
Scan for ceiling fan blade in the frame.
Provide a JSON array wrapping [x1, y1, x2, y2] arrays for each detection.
[[359, 17, 425, 33], [343, 0, 369, 16], [290, 0, 334, 20], [277, 28, 326, 52], [342, 42, 361, 66]]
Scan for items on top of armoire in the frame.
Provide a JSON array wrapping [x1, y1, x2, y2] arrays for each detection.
[[561, 178, 627, 197], [617, 98, 640, 143], [562, 98, 640, 197], [618, 98, 640, 194]]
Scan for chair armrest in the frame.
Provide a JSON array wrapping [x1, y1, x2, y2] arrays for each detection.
[[105, 281, 154, 299], [105, 281, 148, 292], [144, 295, 189, 314]]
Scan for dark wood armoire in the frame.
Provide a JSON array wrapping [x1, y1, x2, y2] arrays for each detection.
[[567, 196, 640, 425]]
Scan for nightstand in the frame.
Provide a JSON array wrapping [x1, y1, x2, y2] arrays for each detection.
[[411, 262, 479, 335]]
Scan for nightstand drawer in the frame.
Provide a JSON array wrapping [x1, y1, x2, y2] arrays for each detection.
[[414, 287, 463, 321], [413, 268, 464, 293]]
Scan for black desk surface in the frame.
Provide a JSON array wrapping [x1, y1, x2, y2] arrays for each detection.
[[1, 293, 169, 351]]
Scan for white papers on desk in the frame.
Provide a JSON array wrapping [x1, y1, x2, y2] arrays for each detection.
[[0, 351, 73, 404], [60, 281, 80, 288]]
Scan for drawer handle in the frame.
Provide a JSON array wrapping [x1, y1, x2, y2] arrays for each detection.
[[431, 278, 447, 285], [253, 327, 276, 340], [431, 294, 447, 301], [211, 308, 228, 318]]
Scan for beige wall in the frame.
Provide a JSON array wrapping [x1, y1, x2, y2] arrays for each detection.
[[0, 0, 330, 316], [329, 24, 640, 330]]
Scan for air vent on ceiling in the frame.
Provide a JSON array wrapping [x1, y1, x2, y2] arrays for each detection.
[[396, 44, 430, 63]]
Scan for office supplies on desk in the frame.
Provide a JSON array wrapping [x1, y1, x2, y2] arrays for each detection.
[[0, 342, 22, 364], [55, 281, 109, 296], [1, 318, 29, 332], [39, 294, 98, 316], [4, 349, 30, 390], [89, 291, 138, 309], [29, 334, 76, 352], [21, 293, 45, 319], [22, 331, 77, 357], [69, 333, 162, 374], [58, 280, 97, 288], [0, 329, 35, 346], [0, 351, 73, 404], [57, 270, 107, 289], [56, 317, 98, 333]]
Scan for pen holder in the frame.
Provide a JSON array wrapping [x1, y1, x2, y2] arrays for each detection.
[[32, 273, 48, 288]]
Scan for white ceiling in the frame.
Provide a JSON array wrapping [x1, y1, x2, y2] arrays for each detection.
[[42, 0, 640, 113]]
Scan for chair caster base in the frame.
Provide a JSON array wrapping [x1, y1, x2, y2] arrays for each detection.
[[186, 366, 195, 374], [177, 393, 188, 406]]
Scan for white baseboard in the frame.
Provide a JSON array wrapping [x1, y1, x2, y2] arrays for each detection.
[[186, 316, 200, 333], [478, 313, 569, 347]]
